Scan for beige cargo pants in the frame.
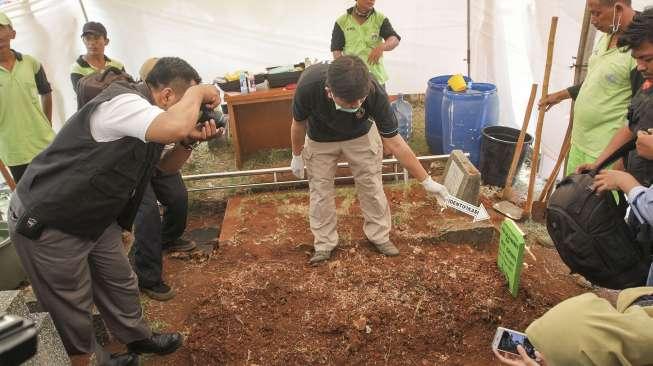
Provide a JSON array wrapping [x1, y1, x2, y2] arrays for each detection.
[[303, 124, 391, 251]]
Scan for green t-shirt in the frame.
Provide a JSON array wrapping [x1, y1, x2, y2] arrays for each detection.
[[0, 51, 55, 166], [335, 9, 394, 84], [572, 34, 637, 158]]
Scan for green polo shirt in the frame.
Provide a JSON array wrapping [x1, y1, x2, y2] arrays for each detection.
[[332, 8, 400, 85], [0, 50, 54, 166], [572, 34, 637, 159], [70, 55, 125, 94]]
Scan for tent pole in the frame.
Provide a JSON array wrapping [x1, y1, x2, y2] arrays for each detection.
[[466, 0, 471, 78], [78, 0, 89, 22]]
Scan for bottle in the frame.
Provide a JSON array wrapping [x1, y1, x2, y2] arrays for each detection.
[[248, 72, 256, 93], [391, 94, 413, 141], [239, 72, 249, 94]]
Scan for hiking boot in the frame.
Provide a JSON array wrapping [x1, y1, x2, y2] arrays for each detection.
[[105, 353, 139, 366], [127, 332, 183, 355], [309, 250, 332, 265], [163, 238, 196, 253], [140, 282, 176, 301], [372, 240, 400, 256]]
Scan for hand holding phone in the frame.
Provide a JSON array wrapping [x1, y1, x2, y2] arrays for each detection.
[[492, 327, 544, 365]]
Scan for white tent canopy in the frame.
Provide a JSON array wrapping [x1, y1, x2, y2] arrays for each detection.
[[1, 0, 652, 177]]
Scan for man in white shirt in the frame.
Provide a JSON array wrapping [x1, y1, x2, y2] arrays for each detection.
[[8, 57, 222, 366]]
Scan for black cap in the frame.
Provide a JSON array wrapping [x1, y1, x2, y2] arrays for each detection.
[[81, 21, 107, 38]]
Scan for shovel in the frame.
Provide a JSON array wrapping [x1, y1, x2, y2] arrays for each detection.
[[525, 16, 559, 218], [493, 84, 538, 221], [531, 132, 572, 222]]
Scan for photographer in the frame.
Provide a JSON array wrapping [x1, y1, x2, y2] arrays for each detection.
[[7, 57, 223, 365]]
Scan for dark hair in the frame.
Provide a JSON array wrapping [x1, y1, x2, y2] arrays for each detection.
[[618, 8, 653, 50], [145, 57, 201, 91], [326, 55, 371, 102], [599, 0, 631, 6]]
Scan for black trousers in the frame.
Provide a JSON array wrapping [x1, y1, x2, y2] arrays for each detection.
[[8, 164, 28, 183], [133, 170, 188, 288]]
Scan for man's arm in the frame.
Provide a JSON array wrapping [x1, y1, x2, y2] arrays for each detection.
[[41, 93, 52, 124], [145, 84, 220, 144], [589, 126, 634, 170], [538, 88, 572, 111], [331, 22, 345, 60], [291, 119, 307, 155], [382, 135, 428, 181], [71, 73, 83, 95], [34, 65, 53, 123]]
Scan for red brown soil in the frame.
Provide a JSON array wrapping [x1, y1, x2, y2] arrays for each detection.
[[142, 185, 589, 366]]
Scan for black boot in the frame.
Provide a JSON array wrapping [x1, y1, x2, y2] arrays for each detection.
[[103, 353, 138, 366], [127, 332, 183, 355]]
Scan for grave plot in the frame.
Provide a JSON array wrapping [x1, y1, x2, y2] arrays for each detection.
[[140, 183, 591, 366]]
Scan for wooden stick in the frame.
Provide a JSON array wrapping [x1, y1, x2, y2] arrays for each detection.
[[524, 16, 559, 217], [537, 127, 572, 202], [502, 84, 538, 200], [0, 159, 16, 191]]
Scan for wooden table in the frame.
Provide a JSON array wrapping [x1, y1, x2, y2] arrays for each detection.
[[225, 88, 295, 169]]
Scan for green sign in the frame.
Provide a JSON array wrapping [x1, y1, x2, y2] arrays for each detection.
[[497, 218, 526, 297]]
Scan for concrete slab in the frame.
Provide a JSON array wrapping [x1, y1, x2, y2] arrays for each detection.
[[0, 290, 29, 318], [25, 312, 70, 366], [218, 196, 243, 247], [397, 216, 497, 246], [443, 150, 481, 205]]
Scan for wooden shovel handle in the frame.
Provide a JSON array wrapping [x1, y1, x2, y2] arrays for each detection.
[[0, 159, 16, 191], [503, 84, 538, 191], [537, 132, 572, 202], [525, 16, 559, 217]]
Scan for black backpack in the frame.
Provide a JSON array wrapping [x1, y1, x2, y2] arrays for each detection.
[[76, 67, 135, 110], [546, 140, 652, 289]]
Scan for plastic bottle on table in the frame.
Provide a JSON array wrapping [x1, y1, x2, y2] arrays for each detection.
[[239, 72, 249, 94], [248, 72, 256, 93]]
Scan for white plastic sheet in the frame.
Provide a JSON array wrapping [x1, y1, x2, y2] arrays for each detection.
[[1, 0, 652, 178]]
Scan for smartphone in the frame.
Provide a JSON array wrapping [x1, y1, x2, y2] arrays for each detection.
[[491, 327, 537, 360]]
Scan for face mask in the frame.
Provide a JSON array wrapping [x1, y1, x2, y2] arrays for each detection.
[[611, 5, 622, 34], [334, 101, 361, 113]]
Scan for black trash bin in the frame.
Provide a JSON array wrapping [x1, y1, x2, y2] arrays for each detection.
[[479, 126, 533, 187]]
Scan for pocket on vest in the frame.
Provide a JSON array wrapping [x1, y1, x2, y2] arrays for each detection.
[[90, 149, 144, 198]]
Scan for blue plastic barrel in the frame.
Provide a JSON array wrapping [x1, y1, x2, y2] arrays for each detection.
[[441, 83, 499, 167], [425, 75, 472, 154]]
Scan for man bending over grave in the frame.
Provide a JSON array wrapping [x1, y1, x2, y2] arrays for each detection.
[[289, 55, 449, 265]]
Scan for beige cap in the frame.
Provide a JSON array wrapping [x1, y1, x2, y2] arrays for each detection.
[[139, 57, 159, 81]]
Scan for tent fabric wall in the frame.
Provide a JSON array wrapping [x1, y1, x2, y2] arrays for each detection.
[[1, 0, 652, 177]]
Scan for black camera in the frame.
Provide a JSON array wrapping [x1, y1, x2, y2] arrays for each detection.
[[0, 313, 38, 365], [197, 106, 226, 128]]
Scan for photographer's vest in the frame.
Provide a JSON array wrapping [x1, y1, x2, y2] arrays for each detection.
[[17, 81, 163, 240], [627, 81, 653, 187], [336, 9, 389, 84]]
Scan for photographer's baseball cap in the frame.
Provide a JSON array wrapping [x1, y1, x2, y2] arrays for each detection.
[[0, 12, 12, 28], [81, 21, 107, 37]]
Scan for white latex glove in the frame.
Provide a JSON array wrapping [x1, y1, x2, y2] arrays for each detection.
[[291, 154, 305, 179], [421, 176, 449, 207]]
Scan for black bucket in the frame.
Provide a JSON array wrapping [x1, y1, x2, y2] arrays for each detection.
[[479, 126, 533, 187]]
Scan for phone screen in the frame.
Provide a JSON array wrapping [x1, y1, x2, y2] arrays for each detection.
[[497, 329, 537, 359]]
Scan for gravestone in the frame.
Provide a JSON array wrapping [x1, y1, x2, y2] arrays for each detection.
[[443, 150, 481, 205]]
